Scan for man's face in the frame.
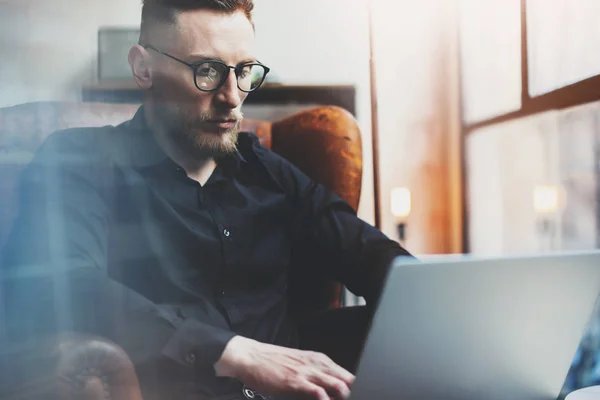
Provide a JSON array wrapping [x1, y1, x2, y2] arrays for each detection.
[[148, 10, 256, 159]]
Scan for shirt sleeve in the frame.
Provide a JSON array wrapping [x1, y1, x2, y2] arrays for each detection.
[[0, 130, 235, 369], [252, 143, 414, 307]]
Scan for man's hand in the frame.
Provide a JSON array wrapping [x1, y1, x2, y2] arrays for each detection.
[[214, 336, 355, 400]]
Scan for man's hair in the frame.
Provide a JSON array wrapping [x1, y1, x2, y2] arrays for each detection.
[[140, 0, 254, 45]]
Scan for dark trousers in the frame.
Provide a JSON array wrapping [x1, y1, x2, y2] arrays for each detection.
[[298, 305, 372, 374]]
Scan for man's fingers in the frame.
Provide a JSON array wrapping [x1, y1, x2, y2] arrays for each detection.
[[308, 372, 351, 400], [301, 381, 330, 400], [309, 352, 355, 386], [317, 356, 354, 386], [326, 363, 355, 386]]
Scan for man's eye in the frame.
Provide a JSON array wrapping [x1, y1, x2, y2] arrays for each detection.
[[197, 66, 219, 79]]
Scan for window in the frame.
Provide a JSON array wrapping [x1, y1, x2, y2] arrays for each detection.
[[527, 0, 600, 96], [459, 0, 522, 123], [461, 1, 600, 395]]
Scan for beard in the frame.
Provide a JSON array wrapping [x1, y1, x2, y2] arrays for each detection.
[[153, 102, 243, 160]]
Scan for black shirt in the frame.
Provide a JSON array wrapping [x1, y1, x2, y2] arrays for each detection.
[[1, 107, 411, 398]]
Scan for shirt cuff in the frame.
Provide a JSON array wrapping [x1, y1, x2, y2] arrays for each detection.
[[161, 318, 237, 368]]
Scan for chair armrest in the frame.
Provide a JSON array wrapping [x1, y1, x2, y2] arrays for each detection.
[[0, 334, 143, 400], [54, 335, 143, 400]]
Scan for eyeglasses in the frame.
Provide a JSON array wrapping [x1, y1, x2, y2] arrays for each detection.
[[144, 45, 270, 93]]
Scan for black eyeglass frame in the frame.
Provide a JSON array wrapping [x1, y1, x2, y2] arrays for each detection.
[[144, 45, 270, 93]]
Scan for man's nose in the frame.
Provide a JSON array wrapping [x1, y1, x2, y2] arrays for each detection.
[[215, 70, 243, 109]]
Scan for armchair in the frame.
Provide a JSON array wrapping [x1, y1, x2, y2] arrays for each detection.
[[0, 101, 365, 399]]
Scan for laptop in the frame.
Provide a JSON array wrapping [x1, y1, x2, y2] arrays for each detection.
[[350, 251, 600, 400]]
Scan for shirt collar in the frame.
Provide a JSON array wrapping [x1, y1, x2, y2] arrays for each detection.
[[122, 106, 247, 174]]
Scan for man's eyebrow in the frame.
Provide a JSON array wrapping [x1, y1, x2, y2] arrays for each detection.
[[188, 53, 220, 62], [238, 57, 258, 65], [188, 53, 258, 65]]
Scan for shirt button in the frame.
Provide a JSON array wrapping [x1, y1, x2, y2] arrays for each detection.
[[243, 386, 256, 399], [223, 229, 231, 237], [185, 352, 196, 365]]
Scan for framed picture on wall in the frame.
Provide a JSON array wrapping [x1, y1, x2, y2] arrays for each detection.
[[98, 27, 140, 81]]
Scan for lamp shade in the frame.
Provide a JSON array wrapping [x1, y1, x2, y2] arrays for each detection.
[[533, 185, 562, 214], [391, 187, 411, 219]]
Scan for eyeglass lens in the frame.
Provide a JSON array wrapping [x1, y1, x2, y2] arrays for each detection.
[[195, 62, 267, 92]]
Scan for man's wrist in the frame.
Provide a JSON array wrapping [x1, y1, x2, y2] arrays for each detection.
[[214, 335, 253, 378]]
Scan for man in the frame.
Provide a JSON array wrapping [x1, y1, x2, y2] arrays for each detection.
[[1, 0, 412, 399]]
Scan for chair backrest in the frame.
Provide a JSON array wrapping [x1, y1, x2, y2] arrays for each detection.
[[0, 101, 362, 313]]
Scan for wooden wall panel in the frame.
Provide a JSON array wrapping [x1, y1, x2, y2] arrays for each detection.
[[372, 0, 463, 255]]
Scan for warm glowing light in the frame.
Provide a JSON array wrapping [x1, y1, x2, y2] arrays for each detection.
[[533, 185, 561, 214], [391, 187, 411, 219]]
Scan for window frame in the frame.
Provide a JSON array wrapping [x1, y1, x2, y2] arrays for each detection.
[[460, 0, 600, 253], [463, 0, 600, 134]]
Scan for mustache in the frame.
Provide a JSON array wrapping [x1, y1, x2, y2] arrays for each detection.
[[201, 110, 244, 122]]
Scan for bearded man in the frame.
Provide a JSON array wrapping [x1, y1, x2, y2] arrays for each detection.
[[1, 0, 412, 399]]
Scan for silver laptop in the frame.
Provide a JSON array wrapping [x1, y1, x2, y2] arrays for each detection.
[[350, 251, 600, 400]]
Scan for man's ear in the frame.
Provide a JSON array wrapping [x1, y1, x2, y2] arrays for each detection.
[[128, 45, 153, 89]]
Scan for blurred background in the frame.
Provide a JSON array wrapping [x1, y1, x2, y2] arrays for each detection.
[[2, 0, 600, 396]]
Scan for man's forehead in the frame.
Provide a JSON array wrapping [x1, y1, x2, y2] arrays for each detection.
[[174, 9, 255, 63]]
